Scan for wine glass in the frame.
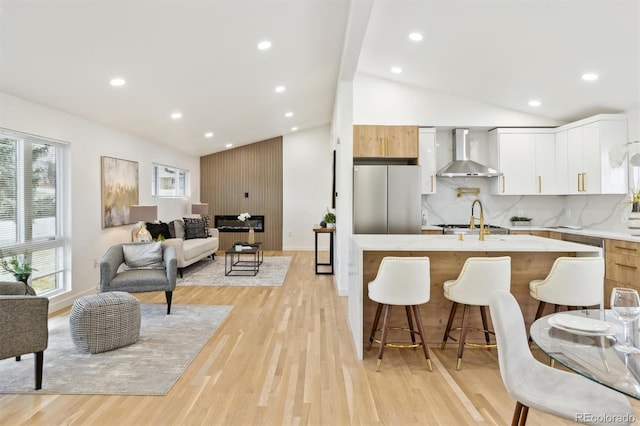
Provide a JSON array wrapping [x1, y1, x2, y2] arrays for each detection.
[[610, 287, 640, 353]]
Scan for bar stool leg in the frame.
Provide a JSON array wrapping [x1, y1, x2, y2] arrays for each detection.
[[441, 302, 458, 350], [368, 303, 383, 350], [411, 305, 432, 371], [479, 305, 491, 345], [405, 305, 416, 346], [457, 304, 471, 370], [376, 304, 392, 371]]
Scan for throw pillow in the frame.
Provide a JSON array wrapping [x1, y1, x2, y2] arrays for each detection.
[[146, 222, 172, 240], [170, 219, 185, 239], [122, 242, 164, 270], [183, 217, 208, 239]]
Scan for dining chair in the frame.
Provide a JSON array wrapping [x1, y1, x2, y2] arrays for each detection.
[[490, 290, 633, 425], [367, 256, 432, 372]]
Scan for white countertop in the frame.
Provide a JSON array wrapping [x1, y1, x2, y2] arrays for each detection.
[[351, 234, 602, 253]]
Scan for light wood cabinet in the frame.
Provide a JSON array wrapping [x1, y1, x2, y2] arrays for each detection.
[[421, 229, 442, 235], [418, 128, 436, 194], [605, 239, 640, 307], [353, 125, 418, 159], [509, 230, 550, 238]]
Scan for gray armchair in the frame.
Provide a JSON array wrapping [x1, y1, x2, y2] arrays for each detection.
[[0, 281, 49, 390], [100, 243, 177, 314]]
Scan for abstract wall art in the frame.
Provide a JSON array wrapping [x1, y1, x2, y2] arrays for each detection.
[[101, 156, 139, 228]]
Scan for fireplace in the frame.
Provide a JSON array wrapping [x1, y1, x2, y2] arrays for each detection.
[[214, 215, 264, 232]]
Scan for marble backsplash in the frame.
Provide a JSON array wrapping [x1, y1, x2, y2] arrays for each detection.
[[422, 176, 630, 232]]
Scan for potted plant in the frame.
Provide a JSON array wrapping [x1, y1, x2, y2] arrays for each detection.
[[510, 216, 532, 226], [0, 249, 37, 294], [324, 212, 336, 228], [626, 190, 640, 232]]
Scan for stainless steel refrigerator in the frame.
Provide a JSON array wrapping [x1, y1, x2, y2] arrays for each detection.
[[353, 165, 422, 234]]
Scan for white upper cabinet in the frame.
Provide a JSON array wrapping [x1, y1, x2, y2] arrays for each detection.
[[561, 115, 627, 194], [489, 128, 556, 195], [418, 128, 437, 194]]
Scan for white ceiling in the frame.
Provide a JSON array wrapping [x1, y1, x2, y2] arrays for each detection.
[[0, 0, 638, 157]]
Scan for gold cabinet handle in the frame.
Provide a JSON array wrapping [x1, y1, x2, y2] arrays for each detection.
[[577, 173, 581, 191], [538, 176, 541, 193], [582, 172, 586, 192], [502, 176, 506, 193], [614, 263, 638, 269], [430, 175, 434, 192], [615, 246, 638, 252]]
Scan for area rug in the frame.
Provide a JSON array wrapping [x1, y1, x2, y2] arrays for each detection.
[[0, 304, 232, 395], [178, 256, 291, 287]]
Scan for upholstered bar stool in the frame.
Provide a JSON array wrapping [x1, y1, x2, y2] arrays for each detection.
[[529, 256, 604, 322], [441, 256, 511, 370], [367, 256, 432, 372]]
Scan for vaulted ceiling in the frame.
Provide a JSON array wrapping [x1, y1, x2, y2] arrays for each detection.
[[0, 0, 637, 156]]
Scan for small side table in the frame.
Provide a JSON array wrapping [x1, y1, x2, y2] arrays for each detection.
[[313, 227, 335, 275]]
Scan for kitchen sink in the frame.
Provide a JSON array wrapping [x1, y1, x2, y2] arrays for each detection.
[[436, 224, 510, 235]]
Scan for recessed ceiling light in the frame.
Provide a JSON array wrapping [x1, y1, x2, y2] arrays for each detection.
[[170, 112, 182, 120], [275, 85, 286, 93], [291, 126, 298, 132], [110, 78, 126, 87], [225, 143, 233, 148], [285, 111, 293, 118], [391, 66, 402, 74], [257, 40, 272, 50], [528, 100, 541, 107], [408, 32, 423, 42], [582, 73, 599, 81], [204, 132, 214, 138]]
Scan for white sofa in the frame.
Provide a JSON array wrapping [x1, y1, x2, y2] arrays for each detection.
[[163, 227, 219, 277]]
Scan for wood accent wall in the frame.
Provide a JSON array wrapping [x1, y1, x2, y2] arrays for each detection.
[[200, 137, 283, 250]]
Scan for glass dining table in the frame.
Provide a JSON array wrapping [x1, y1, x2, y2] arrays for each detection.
[[530, 309, 640, 400]]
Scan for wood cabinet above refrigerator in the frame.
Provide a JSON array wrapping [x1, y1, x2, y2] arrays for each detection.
[[353, 125, 418, 161]]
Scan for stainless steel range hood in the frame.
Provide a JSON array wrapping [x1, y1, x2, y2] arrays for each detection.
[[437, 129, 502, 177]]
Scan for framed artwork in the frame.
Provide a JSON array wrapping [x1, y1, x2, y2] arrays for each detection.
[[101, 156, 139, 228]]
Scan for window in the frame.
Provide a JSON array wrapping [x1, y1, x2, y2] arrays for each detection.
[[0, 128, 68, 295], [152, 163, 189, 197]]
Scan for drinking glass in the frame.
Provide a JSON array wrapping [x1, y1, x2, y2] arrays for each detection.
[[611, 287, 640, 353]]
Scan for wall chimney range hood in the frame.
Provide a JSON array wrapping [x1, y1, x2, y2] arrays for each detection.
[[437, 129, 502, 177]]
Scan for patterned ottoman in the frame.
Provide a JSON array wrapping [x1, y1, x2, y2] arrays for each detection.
[[69, 292, 141, 354]]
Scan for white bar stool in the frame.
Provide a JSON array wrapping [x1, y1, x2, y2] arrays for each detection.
[[529, 256, 604, 322], [367, 256, 432, 372], [441, 256, 511, 370]]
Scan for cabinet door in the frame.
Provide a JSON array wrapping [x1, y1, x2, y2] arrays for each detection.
[[353, 125, 385, 158], [418, 129, 436, 194], [566, 127, 583, 194], [535, 134, 556, 194], [498, 133, 536, 194], [581, 123, 601, 194], [385, 126, 418, 158], [554, 130, 568, 194]]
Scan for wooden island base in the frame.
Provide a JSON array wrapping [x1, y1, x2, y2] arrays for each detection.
[[362, 250, 576, 347]]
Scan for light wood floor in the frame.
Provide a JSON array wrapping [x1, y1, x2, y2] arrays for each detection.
[[1, 251, 638, 425]]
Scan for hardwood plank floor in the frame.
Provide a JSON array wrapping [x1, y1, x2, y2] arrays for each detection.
[[0, 251, 638, 425]]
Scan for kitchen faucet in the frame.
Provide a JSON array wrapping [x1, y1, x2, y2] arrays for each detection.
[[469, 199, 488, 241]]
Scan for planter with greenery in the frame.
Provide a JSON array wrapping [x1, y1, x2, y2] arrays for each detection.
[[510, 216, 532, 226], [324, 212, 336, 228], [0, 250, 37, 294]]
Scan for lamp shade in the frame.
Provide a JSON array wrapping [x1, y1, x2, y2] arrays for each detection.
[[191, 203, 209, 217], [129, 205, 158, 223]]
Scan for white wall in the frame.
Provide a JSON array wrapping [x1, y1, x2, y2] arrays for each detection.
[[0, 91, 200, 313], [282, 124, 332, 251]]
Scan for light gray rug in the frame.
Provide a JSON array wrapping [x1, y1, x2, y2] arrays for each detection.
[[0, 304, 232, 395], [178, 256, 291, 287]]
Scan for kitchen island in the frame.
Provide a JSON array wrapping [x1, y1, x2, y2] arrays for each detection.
[[349, 234, 602, 359]]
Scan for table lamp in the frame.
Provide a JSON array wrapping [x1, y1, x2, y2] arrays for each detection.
[[191, 203, 209, 217], [130, 205, 158, 242]]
